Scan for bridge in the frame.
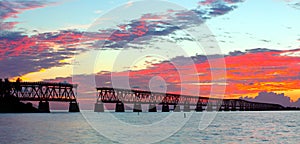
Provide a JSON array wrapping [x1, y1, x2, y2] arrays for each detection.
[[94, 87, 284, 112], [0, 79, 80, 112]]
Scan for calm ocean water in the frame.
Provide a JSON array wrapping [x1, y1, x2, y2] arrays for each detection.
[[0, 111, 299, 144]]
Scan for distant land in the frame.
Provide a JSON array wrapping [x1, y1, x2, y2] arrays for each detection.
[[0, 95, 39, 113], [242, 91, 300, 108]]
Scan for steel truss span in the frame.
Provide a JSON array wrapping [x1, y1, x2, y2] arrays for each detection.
[[0, 81, 80, 112], [10, 82, 78, 102], [95, 87, 284, 112]]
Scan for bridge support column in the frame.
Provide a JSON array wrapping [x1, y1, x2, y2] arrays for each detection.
[[215, 101, 222, 111], [38, 101, 50, 113], [224, 105, 230, 111], [69, 101, 80, 112], [222, 101, 229, 111], [239, 103, 245, 111], [245, 103, 250, 111], [133, 103, 142, 112], [231, 101, 236, 111], [148, 104, 157, 112], [250, 103, 254, 111], [183, 103, 190, 112], [115, 102, 125, 112], [195, 101, 203, 112], [173, 105, 181, 112], [206, 102, 213, 111], [162, 104, 170, 112], [94, 102, 104, 112]]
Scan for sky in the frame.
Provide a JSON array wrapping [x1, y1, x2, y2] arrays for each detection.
[[1, 0, 300, 108]]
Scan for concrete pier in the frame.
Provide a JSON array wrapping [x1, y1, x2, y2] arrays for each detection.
[[239, 105, 245, 111], [94, 102, 104, 112], [183, 103, 190, 112], [69, 101, 80, 112], [162, 104, 170, 112], [224, 105, 230, 111], [195, 102, 203, 112], [115, 102, 125, 112], [206, 102, 213, 111], [173, 105, 181, 112], [133, 103, 142, 112], [148, 104, 157, 112], [38, 101, 50, 113]]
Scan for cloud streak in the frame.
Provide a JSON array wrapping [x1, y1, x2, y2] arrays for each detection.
[[0, 0, 52, 30]]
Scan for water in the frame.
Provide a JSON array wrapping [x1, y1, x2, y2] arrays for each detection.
[[0, 111, 300, 144]]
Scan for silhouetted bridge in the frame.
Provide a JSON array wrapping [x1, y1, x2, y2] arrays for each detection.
[[94, 87, 284, 112], [0, 79, 79, 112]]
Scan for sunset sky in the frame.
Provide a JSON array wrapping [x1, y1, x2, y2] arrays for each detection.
[[1, 0, 300, 106]]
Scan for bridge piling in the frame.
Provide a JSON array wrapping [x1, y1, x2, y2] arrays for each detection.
[[206, 102, 213, 111], [183, 103, 190, 112], [195, 101, 203, 112], [162, 104, 170, 112], [223, 104, 229, 111], [69, 101, 80, 112], [115, 102, 125, 112], [239, 101, 245, 111], [148, 104, 157, 112], [38, 101, 50, 113], [173, 105, 181, 112], [133, 103, 142, 112], [223, 100, 229, 111], [94, 102, 104, 112]]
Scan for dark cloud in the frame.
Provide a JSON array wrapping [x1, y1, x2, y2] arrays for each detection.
[[260, 39, 271, 43], [290, 2, 300, 10], [101, 21, 180, 49], [227, 48, 280, 56], [0, 31, 23, 40], [0, 30, 86, 77], [209, 4, 236, 16], [88, 0, 245, 49], [245, 48, 280, 53], [0, 54, 69, 78], [198, 0, 244, 16], [229, 50, 244, 56]]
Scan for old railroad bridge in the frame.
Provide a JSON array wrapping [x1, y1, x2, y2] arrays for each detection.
[[94, 87, 284, 112], [0, 79, 285, 112]]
